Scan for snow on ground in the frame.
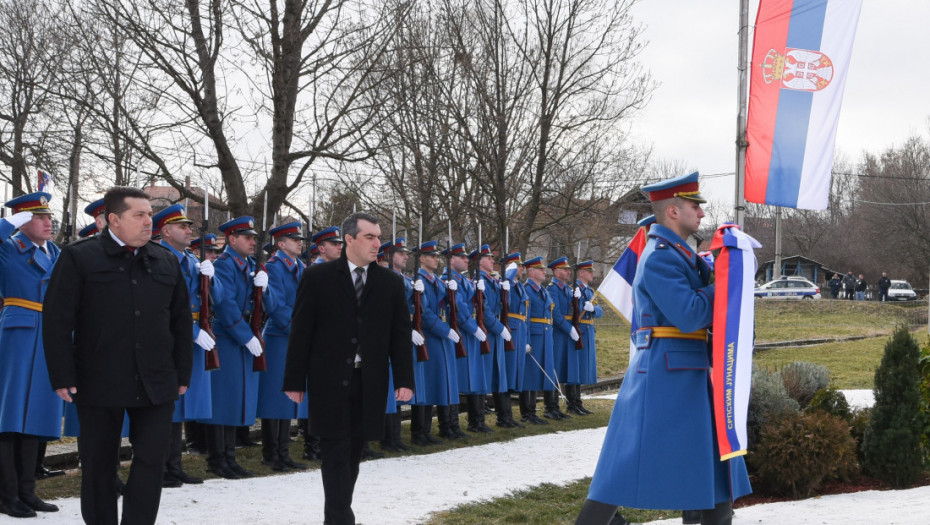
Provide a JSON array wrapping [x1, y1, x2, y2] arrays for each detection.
[[36, 390, 911, 525]]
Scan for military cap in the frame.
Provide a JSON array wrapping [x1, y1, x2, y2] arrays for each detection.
[[524, 256, 545, 270], [638, 214, 657, 227], [641, 171, 706, 203], [391, 237, 408, 252], [79, 223, 99, 238], [190, 234, 220, 251], [576, 259, 594, 271], [442, 242, 468, 257], [311, 226, 343, 244], [84, 198, 105, 218], [379, 241, 392, 254], [5, 192, 52, 215], [505, 252, 523, 265], [270, 221, 305, 240], [219, 216, 258, 236], [377, 250, 387, 264], [414, 240, 440, 254], [548, 257, 570, 270], [153, 204, 194, 233]]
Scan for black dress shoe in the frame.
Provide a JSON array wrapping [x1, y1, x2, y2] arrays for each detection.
[[173, 471, 204, 484], [261, 458, 290, 472], [505, 417, 525, 428], [466, 423, 494, 433], [282, 458, 308, 470], [379, 441, 401, 452], [566, 405, 588, 416], [542, 410, 561, 420], [162, 477, 183, 488], [20, 494, 57, 513], [228, 462, 254, 478], [35, 466, 66, 480], [496, 419, 516, 428], [206, 465, 241, 480], [423, 433, 443, 445], [0, 499, 37, 518], [302, 450, 321, 461], [392, 440, 411, 451], [522, 414, 548, 425], [360, 448, 385, 461]]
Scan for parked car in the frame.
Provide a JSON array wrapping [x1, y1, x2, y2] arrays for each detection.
[[886, 280, 917, 301], [754, 276, 821, 300]]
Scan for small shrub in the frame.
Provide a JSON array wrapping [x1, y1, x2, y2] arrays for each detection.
[[863, 325, 927, 488], [747, 365, 799, 449], [781, 361, 830, 409], [850, 407, 871, 462], [807, 387, 852, 422], [917, 338, 930, 453], [750, 410, 859, 498]]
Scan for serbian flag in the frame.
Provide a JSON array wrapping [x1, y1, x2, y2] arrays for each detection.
[[709, 224, 761, 460], [744, 0, 863, 210], [37, 170, 51, 192], [597, 221, 650, 364]]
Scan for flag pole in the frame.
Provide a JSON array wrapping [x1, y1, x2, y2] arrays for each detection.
[[734, 0, 749, 229]]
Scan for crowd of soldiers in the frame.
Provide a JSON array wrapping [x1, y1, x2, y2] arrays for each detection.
[[0, 189, 605, 518]]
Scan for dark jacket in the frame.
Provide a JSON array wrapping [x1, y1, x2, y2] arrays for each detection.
[[43, 228, 193, 407], [828, 277, 842, 292], [855, 278, 868, 292], [842, 273, 856, 290], [878, 276, 891, 291], [282, 254, 414, 440]]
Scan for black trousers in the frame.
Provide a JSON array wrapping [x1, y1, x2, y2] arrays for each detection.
[[0, 432, 38, 504], [319, 368, 366, 525], [77, 402, 174, 525]]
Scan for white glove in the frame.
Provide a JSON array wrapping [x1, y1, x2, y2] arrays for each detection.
[[569, 326, 580, 341], [474, 327, 487, 342], [198, 259, 215, 278], [506, 262, 517, 274], [446, 279, 458, 291], [501, 280, 510, 291], [245, 336, 263, 356], [414, 279, 425, 293], [194, 330, 216, 351], [573, 287, 582, 299], [500, 327, 512, 342], [476, 279, 486, 291], [8, 211, 33, 229], [412, 330, 425, 346], [447, 329, 461, 343], [252, 270, 268, 291], [525, 344, 532, 354], [583, 301, 595, 312]]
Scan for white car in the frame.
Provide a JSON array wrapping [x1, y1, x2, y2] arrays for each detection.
[[754, 277, 821, 300], [886, 280, 917, 301]]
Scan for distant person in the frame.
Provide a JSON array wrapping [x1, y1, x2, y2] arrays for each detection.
[[855, 274, 868, 301], [828, 274, 842, 299], [842, 271, 856, 300], [878, 272, 891, 302]]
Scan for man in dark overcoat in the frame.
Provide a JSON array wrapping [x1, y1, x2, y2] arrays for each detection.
[[43, 186, 193, 525], [283, 212, 414, 525]]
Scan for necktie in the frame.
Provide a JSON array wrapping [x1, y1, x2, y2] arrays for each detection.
[[38, 246, 47, 254], [354, 267, 365, 302]]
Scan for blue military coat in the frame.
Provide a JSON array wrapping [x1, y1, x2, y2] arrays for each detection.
[[444, 269, 486, 394], [386, 268, 416, 414], [478, 270, 507, 393], [522, 279, 555, 391], [162, 241, 219, 422], [576, 281, 603, 385], [257, 251, 309, 420], [587, 223, 751, 509], [505, 279, 529, 392], [548, 277, 579, 384], [0, 223, 63, 439], [413, 268, 458, 406], [202, 246, 260, 426]]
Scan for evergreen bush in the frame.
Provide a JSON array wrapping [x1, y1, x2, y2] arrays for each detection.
[[750, 410, 858, 498], [747, 365, 799, 450], [850, 407, 871, 463], [862, 325, 927, 488], [807, 386, 852, 422], [781, 361, 830, 409]]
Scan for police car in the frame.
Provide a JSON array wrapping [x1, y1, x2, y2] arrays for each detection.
[[754, 276, 821, 300], [886, 280, 917, 301]]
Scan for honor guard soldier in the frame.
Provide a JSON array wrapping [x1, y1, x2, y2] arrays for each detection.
[[503, 253, 530, 422], [520, 257, 556, 425], [85, 198, 107, 233], [567, 260, 602, 415], [546, 257, 579, 420], [577, 172, 751, 525], [154, 204, 220, 487], [473, 245, 518, 428], [257, 222, 310, 471], [79, 223, 99, 238], [443, 243, 490, 433], [202, 216, 268, 479], [0, 193, 62, 517], [190, 234, 221, 261]]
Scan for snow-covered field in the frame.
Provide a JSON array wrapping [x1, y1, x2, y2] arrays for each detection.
[[36, 389, 922, 525]]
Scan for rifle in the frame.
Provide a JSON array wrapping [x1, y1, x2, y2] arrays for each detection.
[[499, 225, 514, 351], [474, 223, 490, 355], [201, 188, 220, 371], [412, 215, 427, 361], [571, 241, 584, 350], [250, 192, 269, 372], [446, 220, 467, 358]]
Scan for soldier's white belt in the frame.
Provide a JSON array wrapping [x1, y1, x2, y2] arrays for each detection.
[[3, 297, 43, 312]]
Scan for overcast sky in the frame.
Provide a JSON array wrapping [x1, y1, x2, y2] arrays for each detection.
[[626, 0, 930, 209]]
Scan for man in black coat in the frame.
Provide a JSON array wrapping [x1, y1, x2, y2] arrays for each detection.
[[283, 212, 414, 525], [43, 186, 193, 525]]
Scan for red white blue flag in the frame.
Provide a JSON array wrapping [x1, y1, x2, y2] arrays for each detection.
[[597, 222, 650, 363], [744, 0, 862, 210], [709, 224, 760, 460], [37, 169, 51, 192]]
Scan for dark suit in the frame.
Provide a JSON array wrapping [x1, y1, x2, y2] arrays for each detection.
[[283, 254, 414, 525], [43, 228, 193, 525]]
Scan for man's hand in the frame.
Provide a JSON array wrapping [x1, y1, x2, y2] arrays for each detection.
[[447, 329, 460, 343], [179, 386, 188, 395], [583, 301, 595, 312], [414, 279, 425, 293], [569, 326, 580, 342], [412, 329, 425, 346], [476, 279, 486, 292], [198, 259, 215, 278], [395, 387, 413, 402], [474, 327, 487, 342], [56, 387, 77, 403], [501, 280, 510, 292], [194, 330, 216, 351], [500, 327, 512, 342], [525, 344, 532, 354], [573, 287, 582, 299], [286, 391, 305, 404], [252, 270, 269, 291], [8, 211, 33, 229], [446, 279, 458, 292], [245, 336, 263, 356]]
